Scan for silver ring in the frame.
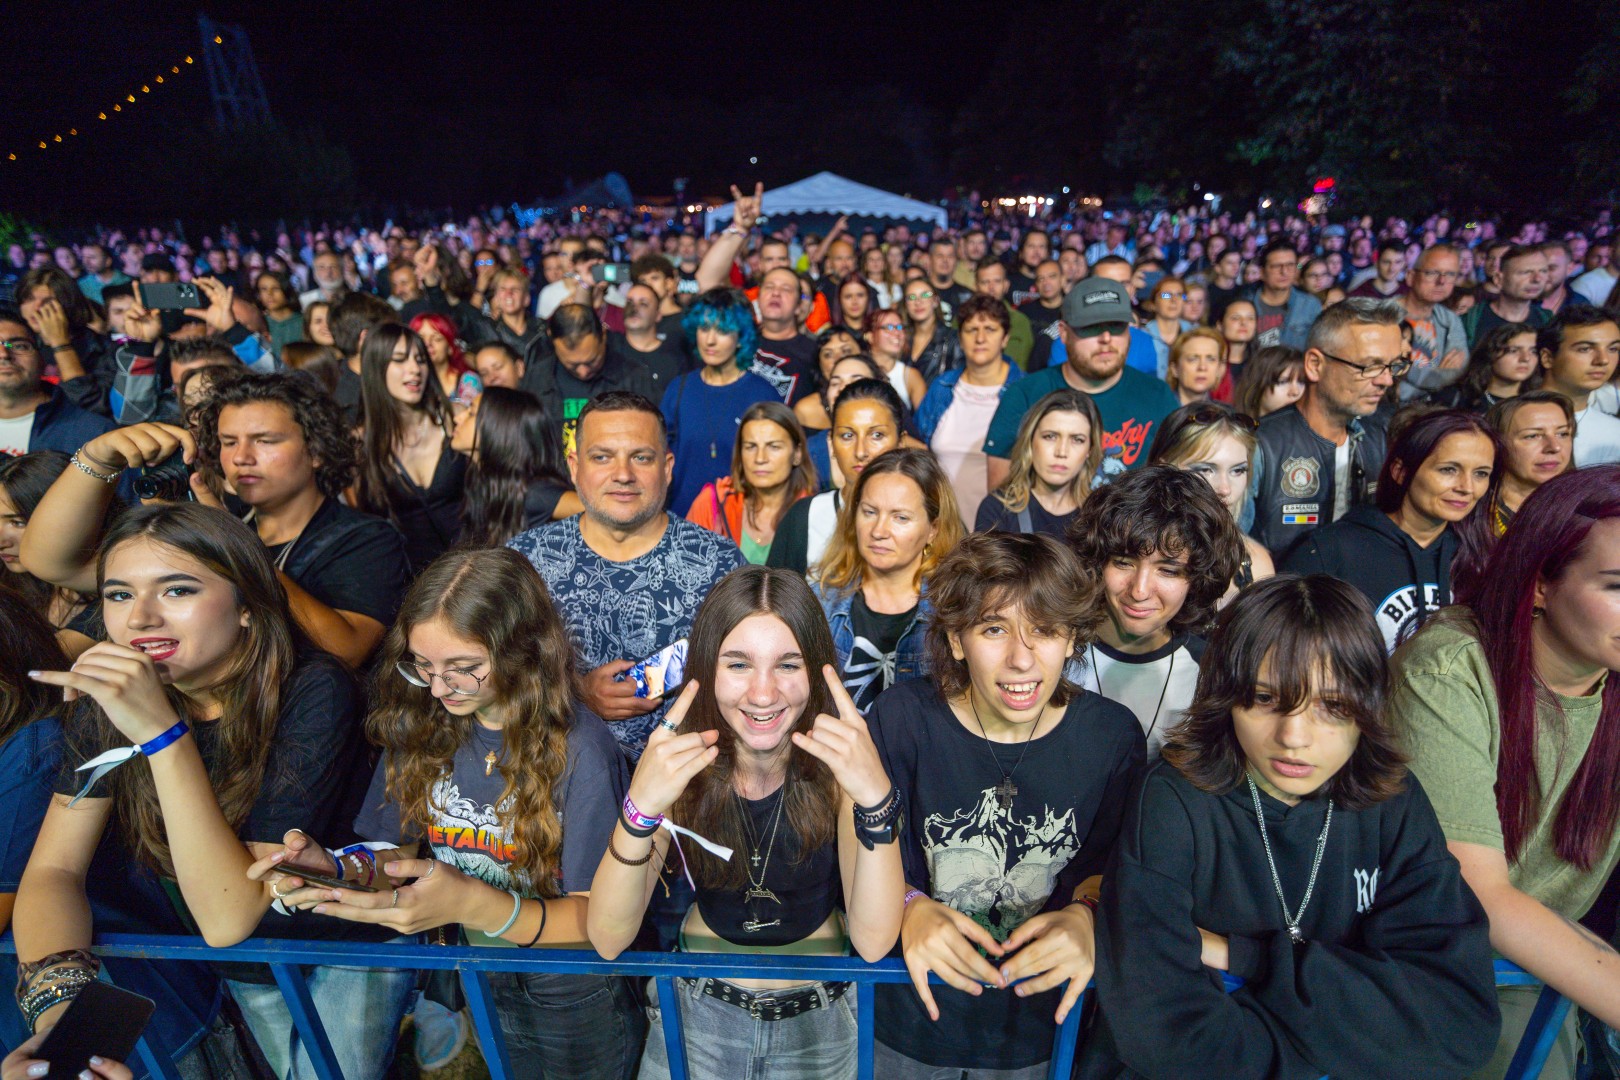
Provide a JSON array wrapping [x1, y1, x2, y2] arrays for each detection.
[[271, 878, 291, 899], [391, 888, 399, 908], [424, 862, 437, 879], [659, 719, 680, 733]]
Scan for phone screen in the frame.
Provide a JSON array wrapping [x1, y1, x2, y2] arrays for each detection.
[[627, 638, 688, 699]]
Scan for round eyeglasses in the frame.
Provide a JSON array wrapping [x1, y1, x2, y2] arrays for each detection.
[[397, 661, 487, 696]]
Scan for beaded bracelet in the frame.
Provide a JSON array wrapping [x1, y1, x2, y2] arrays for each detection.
[[20, 969, 96, 1032], [15, 949, 99, 1001]]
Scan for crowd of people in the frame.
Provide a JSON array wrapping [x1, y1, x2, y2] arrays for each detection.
[[1, 182, 1619, 1080]]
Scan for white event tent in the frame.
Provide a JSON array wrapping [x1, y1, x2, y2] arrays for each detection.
[[704, 171, 947, 236]]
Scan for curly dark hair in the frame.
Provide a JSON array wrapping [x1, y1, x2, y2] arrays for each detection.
[[192, 370, 357, 497], [1161, 574, 1406, 811], [925, 531, 1101, 707], [1066, 464, 1243, 637]]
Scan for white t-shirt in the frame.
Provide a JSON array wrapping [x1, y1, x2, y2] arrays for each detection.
[[1573, 405, 1620, 466], [536, 278, 577, 320], [1571, 267, 1619, 307], [1332, 438, 1352, 521], [0, 412, 33, 457], [1073, 636, 1203, 759]]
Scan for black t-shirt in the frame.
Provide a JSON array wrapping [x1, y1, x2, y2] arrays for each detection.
[[606, 330, 690, 395], [848, 593, 919, 712], [1008, 270, 1038, 307], [693, 787, 841, 946], [868, 678, 1145, 1070], [334, 363, 363, 426], [263, 496, 410, 626], [1017, 298, 1063, 340], [752, 332, 820, 405], [522, 478, 569, 529], [973, 494, 1078, 541], [1207, 282, 1244, 324]]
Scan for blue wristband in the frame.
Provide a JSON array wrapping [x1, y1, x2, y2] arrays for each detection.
[[138, 720, 189, 757]]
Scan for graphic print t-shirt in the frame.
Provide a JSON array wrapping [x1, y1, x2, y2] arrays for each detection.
[[868, 678, 1144, 1070], [354, 704, 627, 926], [983, 364, 1179, 478], [1254, 300, 1287, 348]]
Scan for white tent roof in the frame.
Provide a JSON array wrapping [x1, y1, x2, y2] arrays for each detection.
[[704, 172, 946, 236]]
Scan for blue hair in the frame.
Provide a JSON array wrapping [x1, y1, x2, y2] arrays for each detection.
[[683, 287, 758, 368]]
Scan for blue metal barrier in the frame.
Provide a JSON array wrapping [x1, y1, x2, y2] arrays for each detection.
[[1, 936, 1567, 1080], [0, 934, 1082, 1080]]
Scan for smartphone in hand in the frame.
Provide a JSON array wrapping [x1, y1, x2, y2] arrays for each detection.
[[34, 982, 155, 1076], [627, 638, 688, 700]]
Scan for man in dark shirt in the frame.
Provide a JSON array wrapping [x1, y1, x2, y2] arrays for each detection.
[[326, 291, 399, 426], [751, 266, 820, 405], [605, 282, 690, 394], [925, 239, 973, 325], [1007, 229, 1051, 306], [522, 304, 656, 457], [1017, 259, 1066, 342]]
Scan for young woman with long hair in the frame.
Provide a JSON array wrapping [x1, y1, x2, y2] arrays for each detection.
[[686, 401, 820, 563], [835, 275, 876, 337], [812, 448, 964, 711], [1148, 402, 1276, 600], [976, 389, 1104, 539], [589, 565, 904, 1080], [1393, 465, 1620, 1078], [864, 308, 928, 408], [266, 547, 645, 1078], [409, 311, 482, 413], [0, 452, 100, 656], [902, 278, 965, 383], [255, 270, 305, 360], [792, 326, 864, 435], [799, 353, 885, 489], [1485, 389, 1575, 535], [1083, 574, 1498, 1079], [1232, 345, 1307, 420], [1426, 321, 1539, 412], [451, 386, 580, 546], [356, 322, 468, 576], [13, 503, 403, 1080], [1284, 409, 1503, 652]]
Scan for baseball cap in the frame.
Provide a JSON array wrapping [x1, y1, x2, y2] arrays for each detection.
[[141, 252, 177, 274], [1321, 224, 1347, 239], [1062, 278, 1133, 330]]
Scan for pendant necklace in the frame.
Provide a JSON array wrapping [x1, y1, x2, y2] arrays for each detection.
[[473, 722, 502, 777], [1090, 644, 1176, 744], [1247, 777, 1333, 945], [966, 689, 1039, 812], [736, 779, 787, 924]]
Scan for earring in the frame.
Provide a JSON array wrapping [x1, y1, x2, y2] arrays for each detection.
[[1532, 606, 1544, 619]]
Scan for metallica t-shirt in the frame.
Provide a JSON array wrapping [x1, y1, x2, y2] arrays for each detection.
[[983, 365, 1180, 479], [868, 678, 1144, 1070]]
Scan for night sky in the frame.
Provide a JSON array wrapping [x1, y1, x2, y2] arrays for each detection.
[[5, 1, 1005, 215]]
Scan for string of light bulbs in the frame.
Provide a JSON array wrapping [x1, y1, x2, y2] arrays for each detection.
[[6, 40, 215, 162]]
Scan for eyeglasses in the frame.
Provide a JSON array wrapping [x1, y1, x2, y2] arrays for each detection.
[[1265, 262, 1299, 273], [1157, 291, 1183, 300], [396, 660, 487, 696], [1412, 269, 1459, 283], [877, 321, 904, 332], [1075, 321, 1129, 339], [905, 291, 934, 302], [1, 339, 38, 355], [1181, 401, 1258, 431], [475, 258, 496, 267], [1320, 350, 1412, 380]]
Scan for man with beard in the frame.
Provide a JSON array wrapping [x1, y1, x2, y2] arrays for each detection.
[[0, 309, 113, 456]]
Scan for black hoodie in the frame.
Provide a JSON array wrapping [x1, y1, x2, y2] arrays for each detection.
[[1078, 761, 1499, 1080], [1281, 504, 1459, 653]]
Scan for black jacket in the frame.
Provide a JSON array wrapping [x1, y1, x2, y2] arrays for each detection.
[[1079, 761, 1498, 1080], [1282, 504, 1458, 653], [519, 350, 657, 445], [1251, 404, 1386, 559]]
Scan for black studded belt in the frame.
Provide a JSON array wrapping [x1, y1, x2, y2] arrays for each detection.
[[688, 977, 851, 1021]]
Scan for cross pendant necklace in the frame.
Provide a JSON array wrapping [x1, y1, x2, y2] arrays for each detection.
[[484, 751, 498, 777], [994, 776, 1018, 811], [737, 780, 788, 922], [966, 689, 1039, 815]]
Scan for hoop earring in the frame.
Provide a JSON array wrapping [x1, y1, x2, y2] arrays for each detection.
[[1532, 606, 1545, 619]]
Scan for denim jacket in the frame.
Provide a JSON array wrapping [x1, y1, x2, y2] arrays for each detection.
[[1241, 285, 1322, 350], [812, 579, 931, 705]]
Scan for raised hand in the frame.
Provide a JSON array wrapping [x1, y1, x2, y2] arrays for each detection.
[[413, 244, 441, 287], [29, 642, 182, 743], [900, 895, 1007, 1021], [624, 681, 718, 818], [79, 421, 195, 473], [124, 289, 165, 344], [35, 297, 71, 348], [997, 905, 1096, 1024], [183, 276, 237, 335], [730, 182, 765, 232], [791, 665, 891, 808]]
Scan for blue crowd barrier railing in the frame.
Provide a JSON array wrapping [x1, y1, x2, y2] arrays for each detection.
[[0, 934, 1082, 1080], [0, 936, 1567, 1080]]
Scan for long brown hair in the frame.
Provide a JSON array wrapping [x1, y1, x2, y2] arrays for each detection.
[[0, 588, 67, 748], [356, 322, 453, 520], [732, 401, 819, 528], [74, 504, 298, 874], [368, 548, 576, 896], [670, 566, 840, 890], [815, 448, 963, 593]]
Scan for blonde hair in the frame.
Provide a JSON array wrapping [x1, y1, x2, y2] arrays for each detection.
[[994, 389, 1104, 514], [815, 448, 963, 593], [1166, 327, 1229, 393]]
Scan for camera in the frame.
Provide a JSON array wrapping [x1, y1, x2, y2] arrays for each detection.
[[135, 450, 192, 501]]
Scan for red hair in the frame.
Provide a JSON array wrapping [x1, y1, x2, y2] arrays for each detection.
[[408, 312, 468, 376], [1469, 465, 1620, 868]]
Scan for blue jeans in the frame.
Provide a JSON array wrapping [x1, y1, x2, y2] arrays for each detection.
[[225, 962, 415, 1080], [640, 978, 857, 1080], [486, 971, 644, 1079]]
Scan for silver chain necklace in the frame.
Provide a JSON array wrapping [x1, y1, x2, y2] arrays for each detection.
[[735, 783, 787, 910], [1247, 777, 1333, 945]]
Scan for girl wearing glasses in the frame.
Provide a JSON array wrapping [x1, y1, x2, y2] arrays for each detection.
[[262, 547, 644, 1079], [902, 280, 965, 383], [1283, 410, 1502, 653], [864, 308, 928, 408]]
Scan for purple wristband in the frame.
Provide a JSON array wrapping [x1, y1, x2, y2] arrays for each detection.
[[622, 795, 663, 833]]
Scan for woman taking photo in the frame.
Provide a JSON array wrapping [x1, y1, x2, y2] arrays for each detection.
[[1148, 402, 1276, 599], [1082, 574, 1498, 1079], [769, 379, 908, 575], [355, 322, 468, 577], [1284, 410, 1502, 653], [1233, 346, 1307, 420], [1426, 321, 1539, 412], [1485, 390, 1574, 535], [864, 309, 929, 408], [0, 452, 101, 657], [13, 503, 404, 1080], [687, 401, 820, 564], [589, 565, 905, 1080], [976, 389, 1104, 538], [902, 279, 965, 383], [1393, 466, 1620, 1078], [409, 311, 482, 413], [452, 386, 581, 547], [662, 288, 780, 516], [255, 270, 304, 360], [812, 448, 963, 711], [917, 295, 1023, 525], [1166, 328, 1228, 407], [267, 547, 644, 1079]]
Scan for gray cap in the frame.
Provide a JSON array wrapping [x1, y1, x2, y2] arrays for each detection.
[[1061, 277, 1134, 329]]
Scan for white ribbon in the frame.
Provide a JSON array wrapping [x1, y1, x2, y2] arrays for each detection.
[[660, 818, 732, 892], [69, 746, 142, 807]]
